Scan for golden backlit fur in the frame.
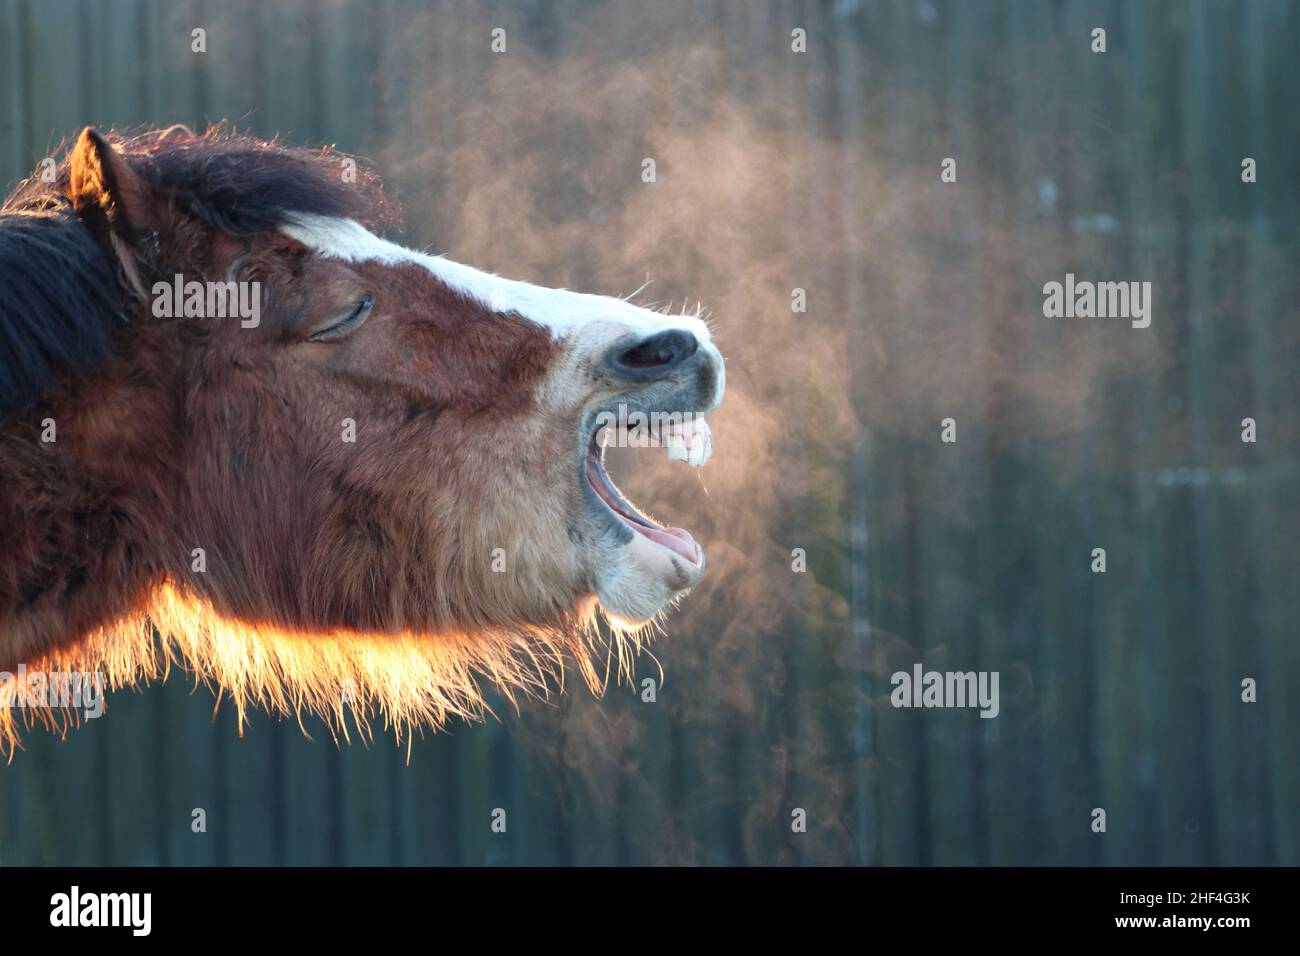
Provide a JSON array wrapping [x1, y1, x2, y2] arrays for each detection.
[[0, 581, 664, 758]]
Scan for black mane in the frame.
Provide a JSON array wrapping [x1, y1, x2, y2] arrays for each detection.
[[0, 207, 121, 417], [0, 125, 391, 418]]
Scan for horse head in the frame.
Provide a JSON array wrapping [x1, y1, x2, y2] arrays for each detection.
[[0, 126, 724, 743]]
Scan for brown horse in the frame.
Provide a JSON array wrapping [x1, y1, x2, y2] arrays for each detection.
[[0, 126, 724, 751]]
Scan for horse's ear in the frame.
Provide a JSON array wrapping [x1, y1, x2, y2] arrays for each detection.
[[65, 127, 153, 236], [66, 128, 158, 297]]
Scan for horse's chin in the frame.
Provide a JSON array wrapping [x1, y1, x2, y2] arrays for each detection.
[[593, 537, 704, 628]]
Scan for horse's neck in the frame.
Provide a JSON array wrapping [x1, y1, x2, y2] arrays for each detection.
[[0, 389, 168, 670], [0, 214, 181, 668]]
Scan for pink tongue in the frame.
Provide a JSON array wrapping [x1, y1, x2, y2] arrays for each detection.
[[634, 524, 700, 565]]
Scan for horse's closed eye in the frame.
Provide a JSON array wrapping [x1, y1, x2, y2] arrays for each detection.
[[307, 294, 373, 342]]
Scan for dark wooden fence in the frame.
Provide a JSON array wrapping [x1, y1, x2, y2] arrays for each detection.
[[1, 0, 1296, 865]]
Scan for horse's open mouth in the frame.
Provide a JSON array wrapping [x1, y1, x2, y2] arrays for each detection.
[[583, 418, 711, 570]]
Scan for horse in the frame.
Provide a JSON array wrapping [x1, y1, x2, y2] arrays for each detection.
[[0, 125, 724, 752]]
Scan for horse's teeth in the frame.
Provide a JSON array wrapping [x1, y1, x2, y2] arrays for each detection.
[[658, 417, 712, 466], [687, 433, 707, 466]]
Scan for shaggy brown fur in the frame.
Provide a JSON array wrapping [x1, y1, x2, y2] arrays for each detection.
[[0, 126, 636, 755]]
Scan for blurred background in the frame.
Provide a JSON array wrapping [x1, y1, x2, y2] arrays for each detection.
[[1, 0, 1297, 865]]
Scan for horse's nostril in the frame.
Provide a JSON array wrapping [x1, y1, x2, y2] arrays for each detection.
[[612, 329, 699, 374]]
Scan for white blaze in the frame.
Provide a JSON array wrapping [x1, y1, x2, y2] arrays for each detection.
[[280, 214, 713, 345]]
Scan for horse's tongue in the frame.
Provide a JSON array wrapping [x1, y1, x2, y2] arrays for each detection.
[[634, 523, 700, 565]]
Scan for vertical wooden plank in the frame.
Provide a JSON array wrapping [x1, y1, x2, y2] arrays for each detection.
[[149, 0, 195, 126], [831, 0, 878, 868], [1122, 0, 1173, 867], [1183, 0, 1264, 866], [1245, 0, 1297, 866], [1132, 0, 1204, 867], [94, 688, 161, 864], [1133, 0, 1218, 867], [0, 757, 18, 864], [1034, 0, 1105, 868], [1181, 0, 1224, 865], [92, 0, 154, 129], [1088, 0, 1146, 867], [705, 0, 750, 868], [0, 0, 27, 183], [4, 740, 47, 864], [793, 0, 869, 868], [134, 0, 163, 122], [914, 0, 987, 867], [861, 0, 923, 868], [211, 705, 274, 865], [1127, 0, 1167, 866], [261, 0, 323, 142], [948, 0, 1033, 867], [748, 0, 803, 867], [194, 0, 260, 133], [339, 726, 400, 866], [163, 679, 219, 867], [273, 713, 336, 866], [21, 0, 83, 155]]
